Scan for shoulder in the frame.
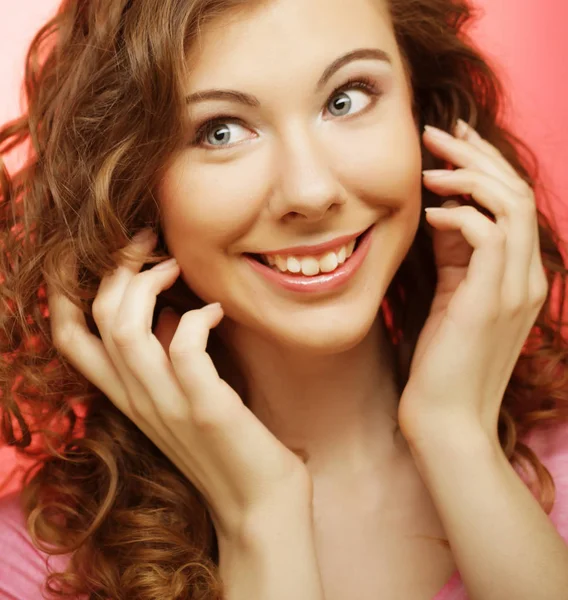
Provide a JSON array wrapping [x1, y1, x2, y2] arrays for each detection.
[[0, 492, 70, 600], [521, 419, 568, 540]]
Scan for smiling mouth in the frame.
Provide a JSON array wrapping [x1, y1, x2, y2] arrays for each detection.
[[245, 228, 369, 278]]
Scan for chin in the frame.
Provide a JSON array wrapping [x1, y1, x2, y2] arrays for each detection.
[[257, 297, 383, 356]]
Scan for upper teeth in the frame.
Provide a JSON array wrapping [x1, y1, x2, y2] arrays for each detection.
[[264, 239, 356, 276]]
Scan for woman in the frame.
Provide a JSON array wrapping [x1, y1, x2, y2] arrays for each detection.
[[1, 0, 567, 598]]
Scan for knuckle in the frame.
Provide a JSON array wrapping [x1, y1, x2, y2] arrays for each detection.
[[112, 324, 139, 347], [531, 283, 549, 307], [168, 342, 195, 358], [191, 405, 225, 431], [52, 325, 78, 352], [91, 296, 113, 324], [484, 304, 501, 324], [530, 295, 546, 311], [519, 198, 537, 216], [158, 401, 191, 423], [487, 228, 506, 247], [503, 297, 524, 317]]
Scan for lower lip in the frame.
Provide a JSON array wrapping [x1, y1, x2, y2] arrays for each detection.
[[244, 225, 375, 293]]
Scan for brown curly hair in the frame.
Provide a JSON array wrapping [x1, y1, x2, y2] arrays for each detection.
[[1, 0, 568, 598]]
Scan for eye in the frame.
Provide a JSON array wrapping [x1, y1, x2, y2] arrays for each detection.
[[190, 77, 381, 151], [325, 77, 381, 119], [192, 118, 253, 149]]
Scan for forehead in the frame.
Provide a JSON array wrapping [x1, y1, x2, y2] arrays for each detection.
[[185, 0, 401, 88]]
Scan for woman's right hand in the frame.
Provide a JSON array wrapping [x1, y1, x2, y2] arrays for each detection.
[[46, 229, 312, 542]]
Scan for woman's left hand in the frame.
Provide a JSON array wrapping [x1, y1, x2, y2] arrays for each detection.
[[398, 119, 549, 449]]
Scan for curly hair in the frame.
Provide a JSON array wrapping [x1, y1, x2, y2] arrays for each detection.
[[1, 0, 567, 598]]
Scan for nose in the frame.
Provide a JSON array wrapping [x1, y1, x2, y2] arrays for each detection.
[[269, 125, 346, 222]]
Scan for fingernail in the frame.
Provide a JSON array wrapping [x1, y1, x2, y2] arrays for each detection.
[[457, 118, 482, 140], [423, 169, 453, 178], [424, 200, 461, 214], [133, 229, 155, 244], [455, 119, 470, 139], [154, 257, 178, 270], [424, 125, 453, 140], [442, 200, 461, 208], [159, 306, 177, 318], [203, 302, 222, 312]]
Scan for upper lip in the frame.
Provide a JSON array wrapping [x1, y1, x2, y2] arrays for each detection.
[[254, 225, 371, 257]]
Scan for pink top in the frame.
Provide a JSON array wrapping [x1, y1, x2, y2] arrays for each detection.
[[1, 422, 567, 599]]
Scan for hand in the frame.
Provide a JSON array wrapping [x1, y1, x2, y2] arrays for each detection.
[[46, 232, 312, 541], [398, 119, 548, 448]]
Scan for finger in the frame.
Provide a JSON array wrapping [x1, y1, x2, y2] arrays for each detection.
[[96, 230, 158, 307], [46, 277, 131, 417], [169, 303, 228, 415], [426, 205, 506, 319], [110, 260, 187, 423], [93, 229, 159, 351], [93, 231, 179, 424], [528, 219, 549, 305], [423, 125, 527, 195], [424, 168, 518, 221], [424, 169, 534, 309], [454, 119, 520, 180]]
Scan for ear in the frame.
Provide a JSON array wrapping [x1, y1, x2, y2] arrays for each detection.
[[154, 307, 181, 359]]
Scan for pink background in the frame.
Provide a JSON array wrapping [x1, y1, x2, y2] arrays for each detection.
[[1, 1, 567, 496]]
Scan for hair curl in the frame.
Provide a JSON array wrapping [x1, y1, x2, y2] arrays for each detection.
[[1, 0, 567, 598]]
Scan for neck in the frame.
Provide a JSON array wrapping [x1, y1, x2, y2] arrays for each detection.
[[221, 311, 410, 480]]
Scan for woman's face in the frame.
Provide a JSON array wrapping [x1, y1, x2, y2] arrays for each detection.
[[158, 0, 423, 352]]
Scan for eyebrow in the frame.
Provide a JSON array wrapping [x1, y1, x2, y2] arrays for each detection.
[[185, 48, 393, 107]]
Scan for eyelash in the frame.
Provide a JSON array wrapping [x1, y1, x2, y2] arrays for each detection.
[[190, 76, 382, 150]]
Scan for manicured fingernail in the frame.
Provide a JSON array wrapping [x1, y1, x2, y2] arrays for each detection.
[[455, 119, 470, 139], [442, 200, 461, 208], [204, 302, 221, 310], [424, 199, 461, 214], [424, 125, 453, 140], [154, 257, 178, 270], [133, 229, 156, 244], [423, 169, 453, 178]]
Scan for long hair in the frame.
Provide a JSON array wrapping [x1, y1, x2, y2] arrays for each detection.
[[1, 0, 567, 597]]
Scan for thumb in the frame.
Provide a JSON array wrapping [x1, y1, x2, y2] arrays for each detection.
[[154, 307, 181, 358]]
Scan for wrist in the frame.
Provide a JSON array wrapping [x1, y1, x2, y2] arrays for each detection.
[[212, 466, 313, 544], [216, 496, 324, 600], [402, 413, 502, 465], [219, 489, 315, 550]]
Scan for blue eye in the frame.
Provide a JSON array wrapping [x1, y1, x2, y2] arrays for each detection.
[[207, 124, 231, 146], [325, 77, 381, 118], [191, 77, 382, 150], [195, 120, 251, 148], [327, 88, 371, 117]]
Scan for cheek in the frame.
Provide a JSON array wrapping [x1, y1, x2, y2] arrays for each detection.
[[158, 152, 275, 304], [159, 152, 269, 254], [332, 112, 423, 207]]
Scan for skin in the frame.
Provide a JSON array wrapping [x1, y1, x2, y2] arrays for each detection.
[[50, 0, 566, 596], [157, 0, 423, 485]]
